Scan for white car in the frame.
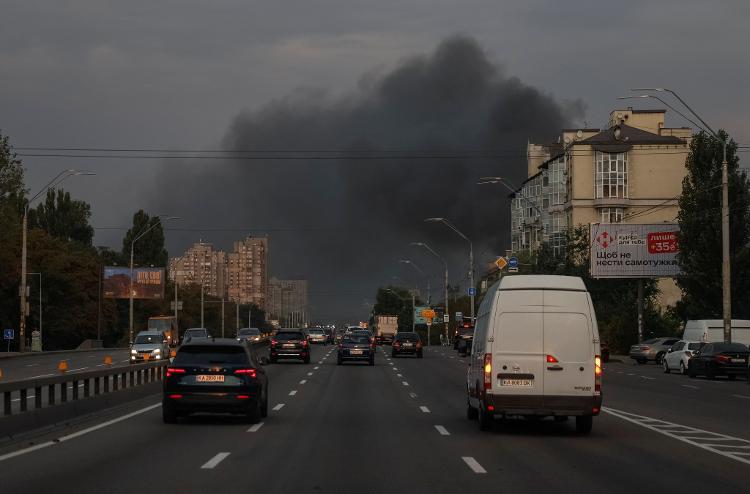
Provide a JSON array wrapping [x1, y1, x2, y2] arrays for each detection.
[[662, 340, 704, 375]]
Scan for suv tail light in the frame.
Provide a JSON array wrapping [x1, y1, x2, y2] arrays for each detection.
[[393, 341, 401, 348], [234, 369, 257, 378], [594, 355, 602, 397], [271, 339, 278, 348], [416, 341, 423, 349], [483, 353, 492, 390], [166, 367, 186, 378], [715, 354, 730, 363], [302, 340, 309, 348]]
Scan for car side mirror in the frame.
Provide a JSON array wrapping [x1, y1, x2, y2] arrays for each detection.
[[667, 348, 673, 353]]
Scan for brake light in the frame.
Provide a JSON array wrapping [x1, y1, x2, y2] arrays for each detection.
[[715, 355, 730, 363], [168, 394, 183, 399], [234, 369, 257, 378], [236, 394, 250, 400], [393, 341, 401, 348], [416, 341, 423, 349], [594, 356, 602, 376], [546, 355, 559, 364], [483, 353, 492, 390], [594, 355, 602, 396], [166, 367, 186, 378], [271, 340, 278, 348], [302, 340, 309, 348]]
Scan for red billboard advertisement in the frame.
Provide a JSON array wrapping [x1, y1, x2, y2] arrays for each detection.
[[103, 267, 165, 299]]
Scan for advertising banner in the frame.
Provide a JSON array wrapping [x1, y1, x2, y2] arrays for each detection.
[[414, 306, 433, 325], [103, 267, 165, 299], [590, 223, 681, 279]]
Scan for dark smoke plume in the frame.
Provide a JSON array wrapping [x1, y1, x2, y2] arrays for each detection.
[[154, 35, 585, 322]]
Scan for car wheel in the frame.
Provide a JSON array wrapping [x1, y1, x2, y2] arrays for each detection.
[[246, 399, 262, 424], [337, 358, 343, 366], [391, 352, 397, 358], [162, 408, 178, 424], [304, 356, 311, 364], [636, 359, 646, 365], [369, 358, 374, 366], [269, 356, 277, 364], [417, 352, 423, 359], [688, 364, 696, 378], [466, 400, 478, 421], [663, 359, 671, 374], [679, 361, 686, 375], [261, 388, 269, 418], [655, 352, 665, 365], [705, 365, 716, 380], [575, 416, 593, 434], [728, 374, 737, 381], [478, 403, 493, 431]]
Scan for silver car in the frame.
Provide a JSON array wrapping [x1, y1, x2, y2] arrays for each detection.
[[130, 331, 170, 363], [629, 337, 680, 364], [181, 327, 210, 345], [237, 327, 262, 344]]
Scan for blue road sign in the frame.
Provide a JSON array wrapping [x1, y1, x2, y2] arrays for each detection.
[[468, 287, 477, 296], [508, 257, 519, 269], [3, 328, 14, 340]]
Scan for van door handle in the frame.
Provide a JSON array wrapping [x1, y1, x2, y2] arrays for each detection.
[[547, 365, 564, 371]]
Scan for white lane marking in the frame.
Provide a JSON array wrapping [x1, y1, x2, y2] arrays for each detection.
[[419, 406, 430, 413], [409, 392, 418, 399], [289, 390, 297, 396], [402, 381, 409, 386], [272, 403, 285, 411], [626, 373, 635, 376], [397, 374, 403, 378], [462, 457, 487, 474], [682, 385, 699, 389], [393, 368, 398, 371], [640, 376, 656, 380], [314, 366, 319, 370], [299, 379, 307, 385], [68, 367, 89, 372], [318, 361, 323, 364], [29, 373, 55, 379], [120, 360, 129, 363], [435, 425, 450, 436], [247, 422, 264, 433], [25, 363, 39, 367], [201, 452, 230, 469], [0, 403, 161, 463], [734, 395, 750, 400], [307, 372, 314, 376], [604, 407, 750, 465]]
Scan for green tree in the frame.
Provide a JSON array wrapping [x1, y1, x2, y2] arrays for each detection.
[[28, 188, 94, 245], [0, 132, 25, 337], [676, 131, 750, 319], [373, 286, 421, 332], [122, 210, 168, 267]]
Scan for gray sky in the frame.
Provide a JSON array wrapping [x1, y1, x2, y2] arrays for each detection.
[[2, 1, 749, 322]]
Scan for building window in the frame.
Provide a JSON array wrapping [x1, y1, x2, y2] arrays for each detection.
[[600, 207, 624, 223], [595, 152, 628, 198]]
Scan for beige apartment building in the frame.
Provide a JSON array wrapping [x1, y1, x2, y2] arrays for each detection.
[[267, 278, 308, 328], [169, 241, 227, 298], [227, 236, 268, 307]]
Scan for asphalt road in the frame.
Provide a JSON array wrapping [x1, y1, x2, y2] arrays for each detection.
[[0, 349, 135, 383], [0, 345, 748, 493]]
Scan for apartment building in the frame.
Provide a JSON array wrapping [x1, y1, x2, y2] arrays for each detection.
[[227, 236, 268, 308], [267, 277, 308, 328], [511, 108, 691, 255], [169, 241, 227, 298]]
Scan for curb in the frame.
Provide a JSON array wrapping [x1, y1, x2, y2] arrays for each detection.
[[0, 348, 128, 361]]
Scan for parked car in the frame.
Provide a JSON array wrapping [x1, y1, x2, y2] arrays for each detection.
[[269, 330, 311, 364], [466, 275, 602, 434], [162, 338, 268, 423], [687, 342, 749, 380], [181, 327, 210, 345], [629, 337, 680, 364], [338, 332, 375, 365], [237, 328, 262, 344], [130, 331, 170, 363], [392, 332, 423, 358], [662, 340, 704, 375]]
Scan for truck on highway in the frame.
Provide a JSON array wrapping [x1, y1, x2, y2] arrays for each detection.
[[147, 316, 179, 347], [373, 315, 398, 344]]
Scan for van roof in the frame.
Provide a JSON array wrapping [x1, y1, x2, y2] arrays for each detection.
[[685, 319, 750, 327], [498, 275, 587, 292]]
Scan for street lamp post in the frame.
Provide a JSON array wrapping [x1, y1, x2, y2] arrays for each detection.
[[19, 169, 95, 352], [410, 242, 449, 346], [399, 259, 430, 304], [27, 273, 42, 351], [129, 215, 180, 344], [425, 218, 474, 324], [632, 88, 732, 343], [386, 287, 415, 332]]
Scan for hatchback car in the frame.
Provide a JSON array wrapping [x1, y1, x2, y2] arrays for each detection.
[[687, 342, 749, 380], [629, 337, 679, 364], [338, 333, 375, 365], [162, 339, 269, 423], [130, 331, 170, 363], [269, 330, 311, 364], [308, 328, 328, 345], [391, 332, 423, 358], [663, 340, 704, 375]]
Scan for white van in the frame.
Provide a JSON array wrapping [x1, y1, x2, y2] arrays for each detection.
[[682, 320, 750, 346], [467, 275, 602, 434]]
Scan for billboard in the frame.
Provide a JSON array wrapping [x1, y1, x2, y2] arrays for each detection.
[[590, 223, 682, 279], [413, 306, 433, 325], [103, 267, 165, 299]]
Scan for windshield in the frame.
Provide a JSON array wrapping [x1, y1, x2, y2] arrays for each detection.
[[134, 334, 162, 344], [173, 345, 249, 365], [309, 329, 324, 334], [343, 335, 370, 344]]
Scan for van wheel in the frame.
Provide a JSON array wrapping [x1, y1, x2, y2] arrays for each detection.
[[467, 400, 478, 421], [575, 416, 593, 434], [663, 359, 671, 374], [478, 404, 493, 431]]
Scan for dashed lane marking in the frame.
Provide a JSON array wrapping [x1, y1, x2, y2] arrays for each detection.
[[299, 379, 307, 385], [68, 367, 88, 372], [247, 422, 264, 433], [29, 374, 55, 379], [314, 366, 319, 370], [201, 452, 230, 469], [604, 407, 750, 465], [25, 363, 39, 367], [307, 372, 314, 376], [409, 392, 418, 399], [435, 425, 450, 436], [402, 381, 409, 386], [397, 374, 403, 377], [640, 376, 656, 380], [682, 384, 699, 389], [420, 406, 430, 413], [272, 403, 285, 411], [289, 390, 297, 396], [462, 457, 487, 474], [734, 395, 750, 400]]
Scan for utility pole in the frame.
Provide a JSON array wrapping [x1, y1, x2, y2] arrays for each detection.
[[236, 301, 240, 333]]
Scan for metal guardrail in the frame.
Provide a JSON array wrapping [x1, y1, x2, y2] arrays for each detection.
[[0, 361, 168, 417]]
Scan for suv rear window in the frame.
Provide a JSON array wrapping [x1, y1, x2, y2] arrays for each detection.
[[174, 345, 249, 365], [713, 343, 748, 352], [275, 332, 304, 341], [395, 333, 419, 340]]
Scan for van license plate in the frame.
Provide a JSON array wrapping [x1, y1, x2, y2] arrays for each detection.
[[197, 375, 224, 383], [500, 379, 533, 387]]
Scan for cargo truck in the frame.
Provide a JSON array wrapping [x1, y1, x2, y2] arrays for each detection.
[[373, 315, 398, 345], [147, 316, 179, 347]]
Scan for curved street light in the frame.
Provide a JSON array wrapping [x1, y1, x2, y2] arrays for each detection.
[[410, 242, 448, 346]]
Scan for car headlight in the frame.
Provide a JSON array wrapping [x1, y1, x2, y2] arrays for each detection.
[[153, 348, 161, 353], [131, 349, 137, 355]]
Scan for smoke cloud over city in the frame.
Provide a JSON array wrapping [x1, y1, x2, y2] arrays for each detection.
[[153, 35, 585, 322]]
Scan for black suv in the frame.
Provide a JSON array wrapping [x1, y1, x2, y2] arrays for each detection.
[[270, 330, 311, 364], [392, 332, 423, 358], [163, 339, 269, 423]]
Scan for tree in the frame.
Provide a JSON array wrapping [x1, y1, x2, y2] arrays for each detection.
[[676, 131, 750, 319], [373, 286, 421, 332], [0, 132, 25, 339], [122, 210, 168, 267], [28, 188, 94, 245]]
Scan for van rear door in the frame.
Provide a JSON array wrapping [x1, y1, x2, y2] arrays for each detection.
[[542, 291, 595, 403]]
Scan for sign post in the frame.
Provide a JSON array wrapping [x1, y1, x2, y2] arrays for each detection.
[[4, 328, 14, 352], [420, 308, 436, 346]]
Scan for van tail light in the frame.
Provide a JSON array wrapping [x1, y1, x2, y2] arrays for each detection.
[[546, 355, 559, 363], [234, 369, 257, 378], [715, 354, 730, 363], [594, 355, 602, 396], [483, 353, 492, 390], [166, 367, 186, 378]]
